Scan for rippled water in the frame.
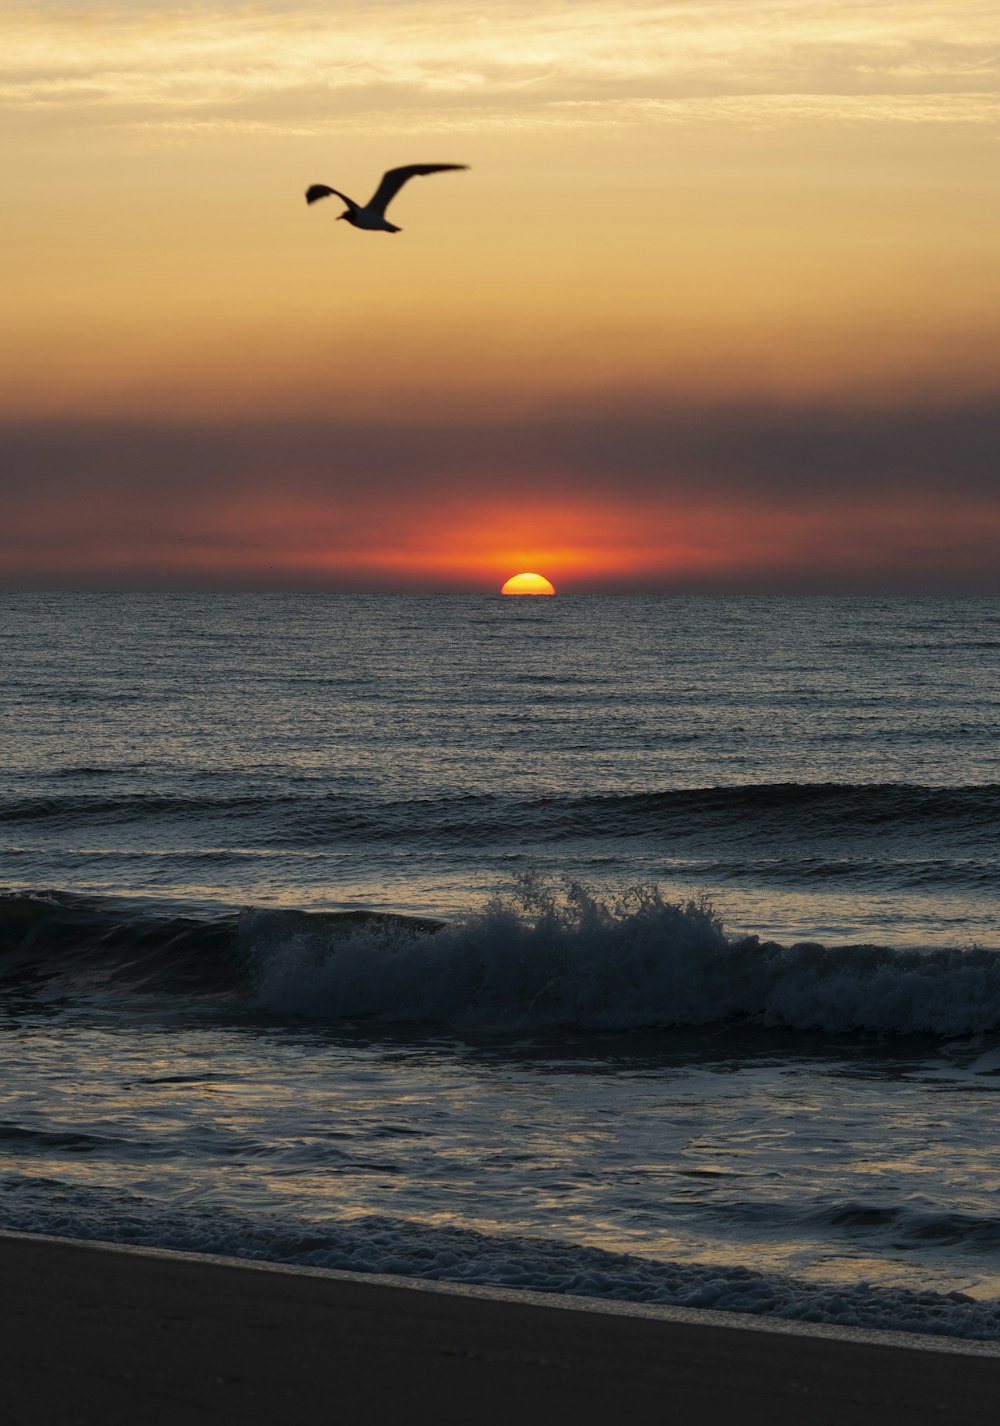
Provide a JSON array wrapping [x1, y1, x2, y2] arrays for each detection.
[[4, 592, 999, 941], [2, 593, 999, 1339]]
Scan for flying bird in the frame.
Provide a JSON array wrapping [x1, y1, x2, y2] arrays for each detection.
[[305, 163, 468, 233]]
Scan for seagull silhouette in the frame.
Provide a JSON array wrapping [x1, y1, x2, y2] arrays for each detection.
[[305, 163, 468, 233]]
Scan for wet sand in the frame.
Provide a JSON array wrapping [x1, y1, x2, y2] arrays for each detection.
[[2, 1232, 998, 1425]]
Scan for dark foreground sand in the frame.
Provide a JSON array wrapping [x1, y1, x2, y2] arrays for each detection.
[[3, 1233, 999, 1425]]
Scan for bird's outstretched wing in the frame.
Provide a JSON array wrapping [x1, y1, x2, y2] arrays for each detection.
[[306, 184, 352, 206], [366, 164, 468, 217]]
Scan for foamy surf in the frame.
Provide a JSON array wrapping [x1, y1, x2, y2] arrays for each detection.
[[245, 876, 1000, 1037], [3, 1185, 999, 1343], [4, 882, 999, 1038]]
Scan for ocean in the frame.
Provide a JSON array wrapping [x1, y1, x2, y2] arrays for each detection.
[[2, 592, 1000, 1340]]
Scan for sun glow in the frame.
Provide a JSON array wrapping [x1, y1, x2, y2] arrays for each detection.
[[500, 572, 556, 595]]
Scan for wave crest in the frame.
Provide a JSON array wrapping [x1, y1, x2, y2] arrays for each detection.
[[246, 875, 1000, 1036]]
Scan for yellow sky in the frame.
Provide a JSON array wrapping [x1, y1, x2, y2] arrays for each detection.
[[2, 3, 999, 589], [5, 1, 999, 419]]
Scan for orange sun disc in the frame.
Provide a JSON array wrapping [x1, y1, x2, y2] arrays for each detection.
[[500, 572, 556, 595]]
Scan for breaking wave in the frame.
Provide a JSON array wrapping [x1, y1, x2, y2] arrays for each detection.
[[4, 879, 999, 1038], [245, 875, 1000, 1037]]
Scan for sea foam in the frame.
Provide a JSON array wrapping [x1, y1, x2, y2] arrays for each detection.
[[3, 1180, 999, 1343], [246, 876, 1000, 1036]]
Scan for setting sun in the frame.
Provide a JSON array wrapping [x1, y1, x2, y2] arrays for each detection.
[[500, 572, 556, 595]]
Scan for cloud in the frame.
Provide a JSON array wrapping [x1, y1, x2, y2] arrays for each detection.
[[2, 391, 997, 591], [8, 391, 998, 500], [4, 2, 998, 138]]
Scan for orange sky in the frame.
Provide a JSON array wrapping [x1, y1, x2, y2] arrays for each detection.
[[3, 2, 999, 590]]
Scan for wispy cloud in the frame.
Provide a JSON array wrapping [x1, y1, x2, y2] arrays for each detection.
[[5, 2, 998, 136]]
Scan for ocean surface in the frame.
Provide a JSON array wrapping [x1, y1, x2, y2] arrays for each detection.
[[3, 592, 1000, 1340]]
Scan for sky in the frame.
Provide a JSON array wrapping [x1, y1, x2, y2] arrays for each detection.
[[3, 1, 999, 592]]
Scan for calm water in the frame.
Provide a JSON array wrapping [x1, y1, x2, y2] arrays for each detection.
[[2, 593, 1000, 1339]]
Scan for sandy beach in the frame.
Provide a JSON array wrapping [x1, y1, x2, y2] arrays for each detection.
[[2, 1233, 999, 1425]]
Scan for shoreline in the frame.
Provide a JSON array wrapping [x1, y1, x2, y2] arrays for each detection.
[[3, 1231, 1000, 1424], [4, 1228, 1000, 1360]]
